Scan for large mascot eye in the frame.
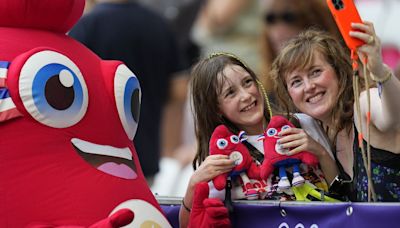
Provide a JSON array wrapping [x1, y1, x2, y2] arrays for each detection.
[[114, 64, 141, 140], [230, 135, 240, 144], [281, 125, 291, 131], [19, 50, 88, 128], [217, 139, 228, 150], [266, 128, 277, 137]]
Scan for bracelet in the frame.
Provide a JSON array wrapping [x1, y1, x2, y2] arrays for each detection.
[[182, 199, 191, 212], [369, 64, 392, 84]]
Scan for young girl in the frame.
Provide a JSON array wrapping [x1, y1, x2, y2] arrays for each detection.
[[179, 53, 339, 227], [271, 23, 400, 201]]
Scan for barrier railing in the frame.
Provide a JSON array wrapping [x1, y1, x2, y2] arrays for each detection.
[[157, 196, 400, 228]]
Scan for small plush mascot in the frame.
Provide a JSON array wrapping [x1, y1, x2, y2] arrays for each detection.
[[260, 116, 319, 191], [209, 125, 261, 199]]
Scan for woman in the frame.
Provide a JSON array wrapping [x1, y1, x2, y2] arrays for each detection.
[[271, 23, 400, 201]]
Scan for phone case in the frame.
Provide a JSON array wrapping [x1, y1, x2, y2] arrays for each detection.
[[326, 0, 364, 50]]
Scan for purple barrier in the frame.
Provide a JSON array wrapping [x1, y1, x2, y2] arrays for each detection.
[[159, 199, 400, 228]]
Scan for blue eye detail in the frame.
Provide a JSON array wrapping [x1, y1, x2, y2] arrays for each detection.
[[217, 139, 228, 149], [230, 135, 240, 144], [267, 128, 277, 137], [115, 64, 141, 140], [19, 50, 88, 128], [281, 125, 291, 131]]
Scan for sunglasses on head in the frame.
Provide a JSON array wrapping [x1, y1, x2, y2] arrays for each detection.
[[264, 12, 298, 25]]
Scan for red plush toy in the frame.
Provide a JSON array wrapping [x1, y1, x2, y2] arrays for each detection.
[[260, 116, 319, 191], [209, 125, 261, 199], [0, 0, 183, 227]]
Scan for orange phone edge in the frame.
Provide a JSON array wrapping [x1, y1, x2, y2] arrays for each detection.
[[326, 0, 364, 50]]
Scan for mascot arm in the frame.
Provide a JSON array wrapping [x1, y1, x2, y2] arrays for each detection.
[[189, 182, 231, 228], [260, 160, 274, 181], [246, 162, 260, 180], [212, 173, 229, 191], [300, 152, 319, 166]]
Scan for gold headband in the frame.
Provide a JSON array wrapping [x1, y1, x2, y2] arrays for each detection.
[[208, 52, 249, 68]]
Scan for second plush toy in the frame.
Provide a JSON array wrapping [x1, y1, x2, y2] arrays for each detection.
[[260, 115, 319, 191]]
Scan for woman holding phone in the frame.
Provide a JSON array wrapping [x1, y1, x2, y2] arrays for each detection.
[[270, 23, 400, 202]]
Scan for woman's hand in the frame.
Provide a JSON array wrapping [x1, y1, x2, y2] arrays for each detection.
[[189, 154, 236, 187], [350, 21, 386, 77], [277, 127, 338, 183], [277, 127, 327, 158]]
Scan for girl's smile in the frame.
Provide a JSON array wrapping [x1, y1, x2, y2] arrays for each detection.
[[217, 64, 265, 135]]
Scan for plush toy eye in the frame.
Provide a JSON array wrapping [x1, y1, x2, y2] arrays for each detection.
[[19, 50, 88, 128], [216, 138, 228, 149], [230, 135, 240, 144], [281, 125, 291, 131], [114, 64, 141, 140], [266, 128, 277, 137]]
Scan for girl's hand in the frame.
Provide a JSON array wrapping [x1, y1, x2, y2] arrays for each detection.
[[350, 21, 385, 77], [277, 127, 326, 157], [190, 154, 236, 186]]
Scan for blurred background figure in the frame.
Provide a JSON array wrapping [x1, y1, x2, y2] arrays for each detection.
[[259, 0, 340, 99], [137, 0, 203, 68], [83, 0, 96, 14], [191, 0, 263, 75], [69, 0, 186, 186], [356, 0, 400, 72]]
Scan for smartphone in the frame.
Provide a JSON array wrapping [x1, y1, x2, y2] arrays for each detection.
[[326, 0, 364, 50]]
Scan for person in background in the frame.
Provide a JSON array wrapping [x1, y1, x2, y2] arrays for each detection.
[[192, 0, 263, 75], [271, 25, 400, 201], [83, 0, 96, 14], [259, 0, 340, 100], [69, 0, 186, 185], [179, 53, 339, 227]]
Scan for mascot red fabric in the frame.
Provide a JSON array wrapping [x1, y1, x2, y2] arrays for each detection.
[[260, 116, 319, 191], [209, 125, 261, 199], [0, 0, 228, 227]]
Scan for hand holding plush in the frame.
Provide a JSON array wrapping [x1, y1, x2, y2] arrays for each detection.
[[209, 125, 260, 199], [260, 116, 319, 190]]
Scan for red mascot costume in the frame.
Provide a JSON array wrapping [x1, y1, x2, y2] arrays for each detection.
[[0, 0, 228, 227]]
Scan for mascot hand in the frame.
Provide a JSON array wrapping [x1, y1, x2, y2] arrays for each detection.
[[89, 208, 134, 228], [189, 182, 231, 228], [27, 209, 133, 228]]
